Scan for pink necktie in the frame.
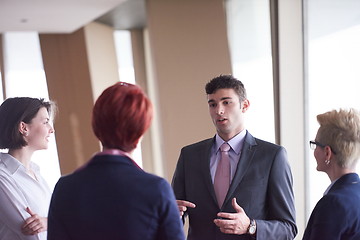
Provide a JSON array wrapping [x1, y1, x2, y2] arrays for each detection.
[[214, 143, 231, 208]]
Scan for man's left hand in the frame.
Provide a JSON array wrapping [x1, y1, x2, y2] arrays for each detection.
[[213, 198, 250, 235]]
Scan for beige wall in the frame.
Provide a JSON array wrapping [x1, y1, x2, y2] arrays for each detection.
[[38, 0, 231, 181], [84, 22, 120, 101], [278, 0, 305, 236], [145, 0, 232, 180], [39, 29, 100, 174], [39, 22, 120, 174]]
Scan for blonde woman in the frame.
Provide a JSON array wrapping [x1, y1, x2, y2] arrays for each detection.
[[304, 108, 360, 240]]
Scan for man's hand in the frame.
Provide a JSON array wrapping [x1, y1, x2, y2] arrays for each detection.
[[213, 198, 250, 235], [176, 200, 196, 216], [22, 207, 47, 235]]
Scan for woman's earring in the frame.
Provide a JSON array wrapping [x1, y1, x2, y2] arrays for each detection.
[[325, 159, 330, 165], [24, 131, 29, 137]]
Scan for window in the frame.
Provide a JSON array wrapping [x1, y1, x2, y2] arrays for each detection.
[[1, 32, 61, 190], [113, 30, 143, 167], [226, 0, 275, 143], [305, 0, 360, 216]]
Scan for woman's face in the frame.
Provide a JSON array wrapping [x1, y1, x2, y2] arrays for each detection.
[[313, 132, 329, 172], [314, 146, 327, 172], [25, 107, 55, 151]]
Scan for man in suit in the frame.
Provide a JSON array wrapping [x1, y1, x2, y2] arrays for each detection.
[[172, 75, 297, 240]]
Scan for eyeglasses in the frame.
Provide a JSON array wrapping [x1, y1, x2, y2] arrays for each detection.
[[309, 140, 337, 154]]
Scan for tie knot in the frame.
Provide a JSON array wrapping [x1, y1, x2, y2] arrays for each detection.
[[220, 143, 230, 152]]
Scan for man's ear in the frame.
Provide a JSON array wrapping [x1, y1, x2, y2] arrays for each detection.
[[241, 99, 250, 113]]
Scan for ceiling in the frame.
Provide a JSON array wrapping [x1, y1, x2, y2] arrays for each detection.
[[0, 0, 359, 37], [0, 0, 146, 34]]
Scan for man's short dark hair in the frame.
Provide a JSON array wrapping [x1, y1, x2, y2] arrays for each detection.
[[205, 74, 247, 101]]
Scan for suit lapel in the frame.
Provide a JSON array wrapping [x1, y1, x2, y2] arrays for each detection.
[[223, 132, 257, 207], [200, 137, 219, 207]]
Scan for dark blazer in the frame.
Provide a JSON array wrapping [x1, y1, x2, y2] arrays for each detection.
[[48, 154, 185, 240], [172, 131, 297, 240], [302, 173, 360, 240]]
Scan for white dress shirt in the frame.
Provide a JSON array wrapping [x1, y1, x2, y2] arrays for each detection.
[[0, 153, 51, 240]]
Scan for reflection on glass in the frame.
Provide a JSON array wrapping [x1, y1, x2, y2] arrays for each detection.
[[306, 0, 360, 217], [226, 0, 275, 143]]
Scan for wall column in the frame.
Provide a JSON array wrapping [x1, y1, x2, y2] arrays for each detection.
[[278, 0, 305, 237], [144, 0, 232, 180], [39, 22, 119, 175]]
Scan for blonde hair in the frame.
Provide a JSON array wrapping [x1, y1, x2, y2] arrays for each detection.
[[316, 108, 360, 169]]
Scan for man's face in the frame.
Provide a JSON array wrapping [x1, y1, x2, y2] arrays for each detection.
[[207, 88, 249, 141]]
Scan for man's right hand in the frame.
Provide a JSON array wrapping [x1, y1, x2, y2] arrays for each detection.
[[176, 200, 196, 216]]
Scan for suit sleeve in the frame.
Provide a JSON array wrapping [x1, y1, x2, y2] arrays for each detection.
[[171, 149, 188, 224], [156, 179, 185, 240], [47, 179, 71, 240], [256, 147, 298, 240], [171, 149, 185, 200]]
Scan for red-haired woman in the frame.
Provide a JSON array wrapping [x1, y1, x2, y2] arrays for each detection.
[[47, 82, 185, 240]]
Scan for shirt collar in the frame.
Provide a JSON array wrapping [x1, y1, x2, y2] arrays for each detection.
[[96, 148, 142, 169], [324, 177, 339, 195], [0, 152, 39, 175], [215, 129, 247, 154]]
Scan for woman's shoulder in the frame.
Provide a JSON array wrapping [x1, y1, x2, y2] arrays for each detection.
[[0, 153, 16, 176]]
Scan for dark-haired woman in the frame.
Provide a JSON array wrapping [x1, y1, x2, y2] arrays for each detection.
[[0, 97, 56, 240]]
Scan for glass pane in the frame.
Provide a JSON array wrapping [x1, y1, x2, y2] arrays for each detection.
[[305, 0, 360, 216], [114, 30, 136, 84], [226, 0, 275, 143], [113, 30, 143, 167], [2, 32, 61, 190]]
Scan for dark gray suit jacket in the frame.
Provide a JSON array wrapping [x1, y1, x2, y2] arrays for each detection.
[[172, 131, 297, 240]]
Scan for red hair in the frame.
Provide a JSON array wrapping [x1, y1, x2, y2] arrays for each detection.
[[92, 82, 153, 152]]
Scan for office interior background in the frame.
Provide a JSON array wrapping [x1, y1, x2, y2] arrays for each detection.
[[1, 0, 359, 238]]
